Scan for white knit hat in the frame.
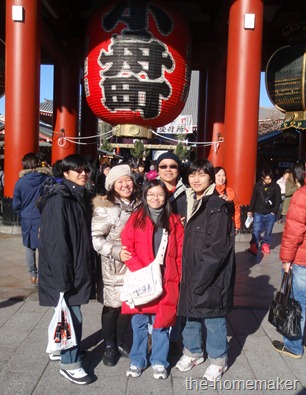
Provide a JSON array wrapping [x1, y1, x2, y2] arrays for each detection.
[[105, 164, 133, 191]]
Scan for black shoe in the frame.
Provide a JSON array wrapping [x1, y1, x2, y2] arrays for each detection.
[[272, 340, 302, 359], [103, 345, 119, 366], [118, 344, 130, 358]]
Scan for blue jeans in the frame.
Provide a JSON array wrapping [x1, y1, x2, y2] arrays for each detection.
[[250, 212, 276, 246], [60, 305, 83, 370], [25, 247, 37, 278], [283, 265, 306, 356], [130, 314, 170, 369], [182, 317, 228, 366]]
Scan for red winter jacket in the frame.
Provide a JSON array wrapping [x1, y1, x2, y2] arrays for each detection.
[[280, 185, 306, 266], [120, 211, 184, 328]]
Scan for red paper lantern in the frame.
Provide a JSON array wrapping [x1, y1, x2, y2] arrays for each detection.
[[84, 1, 191, 129]]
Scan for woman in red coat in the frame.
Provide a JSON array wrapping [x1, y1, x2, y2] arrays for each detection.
[[121, 179, 184, 380]]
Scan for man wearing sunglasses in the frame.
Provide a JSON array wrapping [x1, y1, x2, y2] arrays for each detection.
[[156, 151, 188, 221]]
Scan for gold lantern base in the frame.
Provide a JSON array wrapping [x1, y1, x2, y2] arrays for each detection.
[[280, 111, 306, 130], [113, 124, 153, 139]]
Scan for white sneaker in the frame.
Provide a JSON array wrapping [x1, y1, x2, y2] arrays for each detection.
[[126, 365, 142, 378], [203, 364, 228, 381], [152, 364, 167, 379], [175, 354, 204, 372], [60, 367, 92, 385]]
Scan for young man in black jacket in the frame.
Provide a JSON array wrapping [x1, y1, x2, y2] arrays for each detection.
[[38, 154, 93, 385], [247, 168, 281, 255]]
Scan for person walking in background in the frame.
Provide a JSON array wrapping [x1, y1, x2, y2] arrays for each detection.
[[121, 179, 184, 379], [247, 168, 281, 255], [12, 152, 52, 284], [280, 169, 298, 225], [38, 154, 93, 385], [272, 162, 306, 359], [175, 159, 235, 382], [95, 161, 112, 196], [214, 166, 241, 234], [91, 164, 142, 367], [276, 168, 290, 222], [146, 163, 158, 180], [135, 161, 146, 187]]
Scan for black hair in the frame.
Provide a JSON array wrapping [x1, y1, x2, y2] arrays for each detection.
[[133, 179, 172, 231], [261, 168, 273, 179], [60, 154, 91, 173], [291, 163, 305, 187], [52, 159, 63, 178], [214, 166, 226, 177], [188, 159, 215, 183], [22, 153, 41, 170]]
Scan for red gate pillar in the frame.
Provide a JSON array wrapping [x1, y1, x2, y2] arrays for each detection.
[[5, 0, 40, 197], [206, 63, 226, 166], [223, 0, 263, 205], [51, 56, 81, 163]]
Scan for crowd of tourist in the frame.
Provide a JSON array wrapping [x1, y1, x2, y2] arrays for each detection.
[[9, 151, 306, 385]]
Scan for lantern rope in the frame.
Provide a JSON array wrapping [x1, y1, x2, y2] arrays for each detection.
[[52, 128, 223, 147], [150, 129, 224, 146]]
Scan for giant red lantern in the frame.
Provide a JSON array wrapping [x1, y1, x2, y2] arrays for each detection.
[[84, 1, 191, 137]]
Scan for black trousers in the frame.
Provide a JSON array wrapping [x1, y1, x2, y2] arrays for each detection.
[[102, 306, 131, 347]]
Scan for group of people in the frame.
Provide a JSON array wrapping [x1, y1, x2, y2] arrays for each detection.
[[11, 150, 306, 385]]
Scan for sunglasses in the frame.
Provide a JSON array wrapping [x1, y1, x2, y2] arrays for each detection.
[[71, 167, 90, 174], [158, 164, 178, 170]]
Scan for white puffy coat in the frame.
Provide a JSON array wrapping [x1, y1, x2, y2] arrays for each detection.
[[91, 195, 140, 307]]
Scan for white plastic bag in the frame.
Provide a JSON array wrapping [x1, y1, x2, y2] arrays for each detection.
[[245, 215, 253, 229], [46, 292, 77, 353]]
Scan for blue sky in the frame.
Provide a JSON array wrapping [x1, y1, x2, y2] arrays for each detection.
[[0, 68, 273, 115]]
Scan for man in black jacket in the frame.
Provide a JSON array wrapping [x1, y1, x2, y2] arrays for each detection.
[[247, 168, 281, 255], [38, 154, 93, 385]]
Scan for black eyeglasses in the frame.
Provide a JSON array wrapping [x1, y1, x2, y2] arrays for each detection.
[[158, 165, 178, 170], [71, 168, 90, 174]]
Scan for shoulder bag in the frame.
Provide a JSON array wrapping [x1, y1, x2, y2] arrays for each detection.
[[120, 230, 168, 308], [268, 270, 302, 339]]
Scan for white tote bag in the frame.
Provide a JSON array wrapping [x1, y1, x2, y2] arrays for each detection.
[[120, 230, 168, 308], [46, 292, 77, 353]]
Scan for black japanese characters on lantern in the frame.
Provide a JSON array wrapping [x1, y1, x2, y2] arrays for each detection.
[[84, 0, 191, 129]]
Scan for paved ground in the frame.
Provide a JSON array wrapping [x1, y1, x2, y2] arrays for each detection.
[[0, 222, 305, 395]]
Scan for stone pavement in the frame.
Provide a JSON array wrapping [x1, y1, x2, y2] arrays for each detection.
[[0, 222, 306, 395]]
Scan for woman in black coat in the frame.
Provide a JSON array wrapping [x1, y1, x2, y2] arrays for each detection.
[[38, 154, 93, 385], [175, 159, 236, 382]]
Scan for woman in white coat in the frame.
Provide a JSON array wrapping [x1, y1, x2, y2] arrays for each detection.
[[92, 164, 141, 367]]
